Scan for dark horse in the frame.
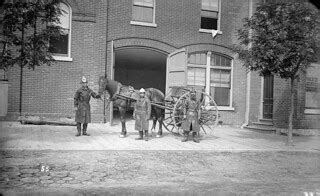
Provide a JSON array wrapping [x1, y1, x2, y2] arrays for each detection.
[[98, 76, 164, 138]]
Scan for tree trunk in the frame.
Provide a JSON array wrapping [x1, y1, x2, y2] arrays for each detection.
[[19, 24, 25, 116], [287, 77, 294, 146]]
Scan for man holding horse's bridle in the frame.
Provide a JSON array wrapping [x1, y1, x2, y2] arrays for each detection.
[[74, 76, 101, 136], [133, 88, 151, 141]]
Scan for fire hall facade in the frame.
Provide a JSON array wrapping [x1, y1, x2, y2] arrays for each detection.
[[1, 0, 319, 134]]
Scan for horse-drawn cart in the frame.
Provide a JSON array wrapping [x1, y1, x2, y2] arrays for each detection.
[[99, 48, 220, 138], [114, 86, 219, 137]]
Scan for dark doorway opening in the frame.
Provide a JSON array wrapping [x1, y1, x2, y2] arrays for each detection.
[[113, 48, 167, 123], [263, 75, 274, 119]]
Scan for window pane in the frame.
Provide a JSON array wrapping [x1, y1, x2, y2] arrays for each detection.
[[49, 31, 69, 55], [211, 87, 230, 106], [211, 54, 232, 67], [134, 0, 154, 7], [188, 54, 196, 64], [225, 58, 231, 67], [188, 53, 206, 65], [215, 55, 220, 66], [187, 67, 206, 87], [210, 69, 230, 87], [201, 10, 218, 18], [57, 3, 70, 29], [201, 17, 217, 30], [132, 6, 153, 23], [202, 0, 219, 11], [221, 56, 226, 67]]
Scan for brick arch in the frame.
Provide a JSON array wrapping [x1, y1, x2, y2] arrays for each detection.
[[112, 38, 177, 55], [183, 43, 234, 58]]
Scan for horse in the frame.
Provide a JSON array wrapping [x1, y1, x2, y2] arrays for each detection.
[[98, 76, 164, 138]]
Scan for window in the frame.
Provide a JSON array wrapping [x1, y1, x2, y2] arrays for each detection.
[[201, 0, 219, 30], [187, 67, 206, 90], [210, 54, 232, 106], [305, 63, 320, 114], [131, 0, 156, 27], [187, 53, 207, 92], [48, 2, 72, 61], [264, 0, 290, 3], [187, 52, 233, 109]]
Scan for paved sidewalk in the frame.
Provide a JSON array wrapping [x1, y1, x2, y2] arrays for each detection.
[[0, 121, 319, 151]]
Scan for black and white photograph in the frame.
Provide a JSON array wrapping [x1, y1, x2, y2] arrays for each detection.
[[0, 0, 319, 195]]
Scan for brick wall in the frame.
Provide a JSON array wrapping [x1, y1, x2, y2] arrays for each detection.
[[4, 0, 257, 126], [104, 0, 250, 126], [5, 0, 107, 123]]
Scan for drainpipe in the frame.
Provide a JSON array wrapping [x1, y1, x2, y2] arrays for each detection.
[[241, 0, 253, 129], [19, 66, 23, 116], [103, 0, 109, 123]]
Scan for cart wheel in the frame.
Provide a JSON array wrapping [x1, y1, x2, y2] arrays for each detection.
[[162, 96, 181, 136], [172, 91, 219, 136]]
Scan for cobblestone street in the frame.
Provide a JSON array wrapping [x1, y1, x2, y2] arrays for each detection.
[[0, 122, 319, 195], [0, 150, 320, 195]]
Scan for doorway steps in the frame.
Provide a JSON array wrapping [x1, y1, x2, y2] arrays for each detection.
[[245, 119, 276, 132]]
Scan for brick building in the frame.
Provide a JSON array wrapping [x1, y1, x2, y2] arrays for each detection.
[[1, 0, 319, 133]]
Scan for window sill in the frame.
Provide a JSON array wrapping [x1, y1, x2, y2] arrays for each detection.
[[304, 109, 320, 114], [130, 21, 157, 28], [199, 29, 222, 34], [217, 106, 234, 111], [52, 56, 73, 62]]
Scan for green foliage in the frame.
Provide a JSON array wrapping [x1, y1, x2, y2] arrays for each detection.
[[0, 0, 64, 71], [234, 2, 319, 79]]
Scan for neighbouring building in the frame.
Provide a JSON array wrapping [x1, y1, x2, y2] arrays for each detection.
[[0, 0, 319, 134]]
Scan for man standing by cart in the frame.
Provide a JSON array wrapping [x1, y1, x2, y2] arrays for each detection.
[[133, 88, 151, 141], [181, 90, 201, 143], [74, 76, 101, 136]]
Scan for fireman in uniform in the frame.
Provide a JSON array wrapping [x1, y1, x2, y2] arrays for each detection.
[[133, 88, 151, 141], [181, 90, 201, 143], [74, 76, 101, 136]]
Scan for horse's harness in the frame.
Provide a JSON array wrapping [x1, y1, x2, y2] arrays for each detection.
[[105, 85, 137, 110]]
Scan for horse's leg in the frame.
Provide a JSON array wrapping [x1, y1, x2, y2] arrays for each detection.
[[119, 106, 127, 138], [151, 107, 157, 131], [156, 108, 164, 138], [151, 117, 157, 130]]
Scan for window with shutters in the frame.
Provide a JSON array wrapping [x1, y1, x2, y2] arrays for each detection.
[[131, 0, 157, 27]]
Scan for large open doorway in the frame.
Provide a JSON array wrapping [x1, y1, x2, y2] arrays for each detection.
[[113, 47, 167, 123]]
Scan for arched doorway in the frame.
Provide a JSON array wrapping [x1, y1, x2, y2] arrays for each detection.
[[113, 47, 167, 122]]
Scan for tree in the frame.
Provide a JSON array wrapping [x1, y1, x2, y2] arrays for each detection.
[[0, 0, 64, 114], [234, 2, 319, 145]]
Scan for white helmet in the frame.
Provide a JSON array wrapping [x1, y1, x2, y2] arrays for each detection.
[[139, 88, 146, 93], [81, 76, 88, 83]]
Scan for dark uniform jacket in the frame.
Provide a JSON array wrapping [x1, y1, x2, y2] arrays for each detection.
[[181, 98, 200, 132], [134, 97, 151, 131], [74, 87, 100, 123]]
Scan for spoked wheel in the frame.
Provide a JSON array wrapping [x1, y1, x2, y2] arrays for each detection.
[[162, 96, 181, 136], [172, 91, 219, 136]]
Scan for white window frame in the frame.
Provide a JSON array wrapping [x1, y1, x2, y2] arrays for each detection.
[[199, 0, 223, 35], [130, 0, 157, 28], [51, 2, 72, 61], [187, 51, 234, 111], [304, 63, 320, 114]]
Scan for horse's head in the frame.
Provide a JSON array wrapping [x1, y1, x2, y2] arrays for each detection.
[[98, 76, 108, 95]]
